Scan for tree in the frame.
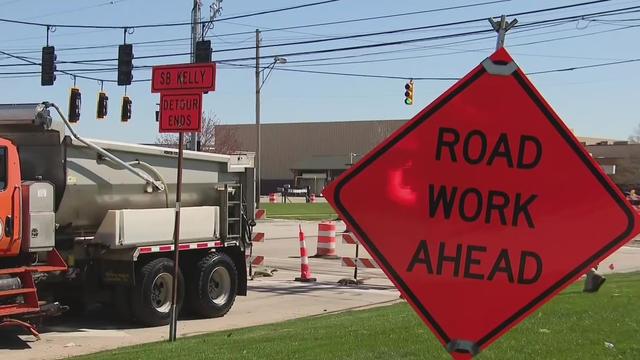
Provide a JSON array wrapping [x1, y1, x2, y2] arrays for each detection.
[[156, 112, 239, 154]]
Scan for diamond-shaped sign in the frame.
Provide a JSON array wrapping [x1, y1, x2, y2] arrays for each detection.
[[323, 48, 640, 359]]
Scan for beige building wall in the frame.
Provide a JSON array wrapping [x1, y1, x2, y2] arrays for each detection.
[[216, 119, 624, 191], [587, 143, 640, 189], [217, 119, 407, 180]]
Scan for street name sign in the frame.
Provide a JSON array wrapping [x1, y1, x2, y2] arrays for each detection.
[[151, 63, 216, 93], [323, 48, 640, 359], [158, 92, 202, 133]]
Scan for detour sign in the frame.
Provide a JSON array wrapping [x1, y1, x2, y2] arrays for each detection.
[[323, 48, 640, 359], [159, 93, 202, 133]]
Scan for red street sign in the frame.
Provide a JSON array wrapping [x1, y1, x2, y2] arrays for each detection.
[[159, 93, 202, 133], [151, 63, 216, 93], [323, 48, 640, 359]]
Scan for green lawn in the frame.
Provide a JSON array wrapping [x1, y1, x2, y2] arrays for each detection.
[[260, 202, 337, 221], [77, 272, 640, 360]]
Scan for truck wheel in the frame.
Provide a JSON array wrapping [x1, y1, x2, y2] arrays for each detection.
[[187, 252, 237, 318], [132, 258, 184, 326]]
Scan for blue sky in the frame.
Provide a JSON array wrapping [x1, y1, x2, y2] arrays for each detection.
[[1, 0, 639, 143]]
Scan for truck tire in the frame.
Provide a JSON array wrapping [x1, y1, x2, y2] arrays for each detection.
[[187, 252, 237, 318], [132, 258, 184, 326]]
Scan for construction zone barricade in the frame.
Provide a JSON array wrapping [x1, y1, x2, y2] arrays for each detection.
[[248, 231, 265, 279], [338, 232, 378, 286], [246, 255, 265, 266], [341, 257, 379, 269], [312, 221, 339, 259], [295, 225, 316, 282]]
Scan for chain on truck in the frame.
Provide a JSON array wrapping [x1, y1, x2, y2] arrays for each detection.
[[0, 102, 257, 335]]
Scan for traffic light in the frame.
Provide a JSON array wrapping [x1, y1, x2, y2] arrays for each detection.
[[68, 87, 81, 123], [121, 96, 132, 122], [117, 44, 133, 86], [404, 80, 414, 106], [41, 46, 56, 86], [97, 92, 108, 119], [195, 40, 212, 63]]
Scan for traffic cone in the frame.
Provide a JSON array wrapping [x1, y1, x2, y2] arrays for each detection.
[[295, 225, 316, 282]]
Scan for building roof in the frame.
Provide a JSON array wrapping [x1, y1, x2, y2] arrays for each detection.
[[292, 155, 355, 171]]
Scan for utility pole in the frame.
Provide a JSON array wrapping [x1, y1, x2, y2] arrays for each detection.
[[189, 0, 201, 151], [255, 29, 261, 207]]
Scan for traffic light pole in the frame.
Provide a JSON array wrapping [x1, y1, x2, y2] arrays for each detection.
[[255, 29, 261, 208]]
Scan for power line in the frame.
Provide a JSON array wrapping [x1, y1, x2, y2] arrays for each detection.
[[276, 22, 626, 67], [0, 0, 619, 56], [1, 2, 638, 81], [32, 7, 619, 66], [217, 54, 640, 81], [3, 48, 640, 83], [0, 2, 501, 55], [218, 0, 510, 36], [0, 49, 113, 82], [0, 0, 341, 29], [0, 9, 632, 69]]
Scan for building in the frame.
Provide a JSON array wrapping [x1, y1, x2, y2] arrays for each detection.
[[216, 119, 619, 194], [587, 141, 640, 190]]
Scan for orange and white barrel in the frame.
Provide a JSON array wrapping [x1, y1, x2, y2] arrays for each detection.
[[268, 193, 277, 203], [314, 221, 338, 258]]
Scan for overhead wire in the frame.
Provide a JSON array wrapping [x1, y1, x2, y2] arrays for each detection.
[[1, 1, 639, 82], [0, 0, 342, 29], [0, 0, 619, 54], [12, 5, 628, 68]]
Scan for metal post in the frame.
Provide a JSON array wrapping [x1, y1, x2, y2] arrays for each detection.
[[255, 29, 261, 207], [190, 0, 201, 151], [169, 133, 184, 342], [354, 243, 359, 282], [488, 15, 518, 51]]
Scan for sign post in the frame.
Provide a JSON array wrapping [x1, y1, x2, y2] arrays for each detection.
[[151, 62, 215, 342], [323, 48, 640, 358], [168, 132, 183, 342]]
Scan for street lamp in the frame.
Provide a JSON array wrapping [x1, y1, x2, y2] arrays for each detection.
[[255, 52, 287, 207]]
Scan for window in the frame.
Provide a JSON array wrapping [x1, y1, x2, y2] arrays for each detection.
[[0, 147, 7, 190]]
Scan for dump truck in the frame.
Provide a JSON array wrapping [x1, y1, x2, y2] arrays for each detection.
[[0, 102, 257, 334]]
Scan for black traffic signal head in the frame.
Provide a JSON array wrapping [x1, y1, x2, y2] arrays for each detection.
[[41, 46, 56, 86], [121, 96, 132, 122], [97, 92, 108, 119], [195, 40, 212, 63], [404, 80, 414, 106], [117, 44, 134, 86], [68, 87, 81, 123]]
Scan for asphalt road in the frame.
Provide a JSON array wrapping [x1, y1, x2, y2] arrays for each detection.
[[1, 219, 639, 360]]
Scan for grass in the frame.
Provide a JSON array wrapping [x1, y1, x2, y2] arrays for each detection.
[[76, 272, 640, 360], [260, 202, 337, 221]]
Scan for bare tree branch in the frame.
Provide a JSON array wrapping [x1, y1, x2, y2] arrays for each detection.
[[155, 111, 240, 154]]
